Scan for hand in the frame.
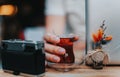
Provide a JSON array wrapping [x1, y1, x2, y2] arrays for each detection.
[[44, 33, 79, 63]]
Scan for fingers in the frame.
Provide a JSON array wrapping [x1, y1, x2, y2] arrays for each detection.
[[44, 33, 60, 44], [45, 43, 65, 55], [44, 33, 65, 63], [46, 52, 60, 63]]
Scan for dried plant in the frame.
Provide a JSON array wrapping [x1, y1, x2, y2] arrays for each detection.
[[92, 20, 112, 49]]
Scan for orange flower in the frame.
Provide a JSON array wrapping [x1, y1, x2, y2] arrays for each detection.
[[92, 33, 99, 43], [97, 28, 104, 41], [105, 35, 112, 41]]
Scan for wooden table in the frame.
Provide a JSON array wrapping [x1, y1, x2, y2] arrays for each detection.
[[0, 66, 120, 77]]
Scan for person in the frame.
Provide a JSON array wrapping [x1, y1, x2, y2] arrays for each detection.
[[44, 0, 85, 63]]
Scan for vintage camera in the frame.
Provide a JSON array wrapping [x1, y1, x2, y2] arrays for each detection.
[[1, 40, 45, 76]]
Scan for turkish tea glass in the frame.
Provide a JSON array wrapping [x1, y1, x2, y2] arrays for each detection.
[[47, 34, 85, 72]]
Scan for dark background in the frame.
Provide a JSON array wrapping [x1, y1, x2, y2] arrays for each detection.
[[0, 0, 45, 39]]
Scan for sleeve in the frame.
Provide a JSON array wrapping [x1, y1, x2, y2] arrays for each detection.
[[45, 0, 65, 16]]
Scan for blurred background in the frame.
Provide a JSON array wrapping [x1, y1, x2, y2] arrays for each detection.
[[0, 0, 45, 68], [0, 0, 45, 40]]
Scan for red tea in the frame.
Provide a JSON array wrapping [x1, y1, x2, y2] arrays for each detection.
[[57, 37, 75, 63]]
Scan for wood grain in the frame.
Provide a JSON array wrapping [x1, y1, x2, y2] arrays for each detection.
[[0, 66, 120, 77]]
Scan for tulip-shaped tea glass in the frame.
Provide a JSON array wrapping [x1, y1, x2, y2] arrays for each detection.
[[47, 34, 85, 72]]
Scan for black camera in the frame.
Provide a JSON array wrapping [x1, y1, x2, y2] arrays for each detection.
[[1, 40, 45, 76]]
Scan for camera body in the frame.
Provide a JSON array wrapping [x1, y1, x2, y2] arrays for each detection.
[[1, 40, 45, 76]]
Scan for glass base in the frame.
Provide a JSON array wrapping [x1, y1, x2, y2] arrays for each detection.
[[47, 50, 85, 72], [48, 62, 83, 72]]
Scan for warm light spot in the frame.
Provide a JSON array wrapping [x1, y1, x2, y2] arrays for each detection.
[[0, 5, 17, 16]]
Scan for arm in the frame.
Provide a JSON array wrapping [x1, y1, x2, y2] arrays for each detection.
[[45, 15, 66, 63], [45, 15, 66, 35], [45, 0, 66, 35], [44, 0, 66, 63]]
